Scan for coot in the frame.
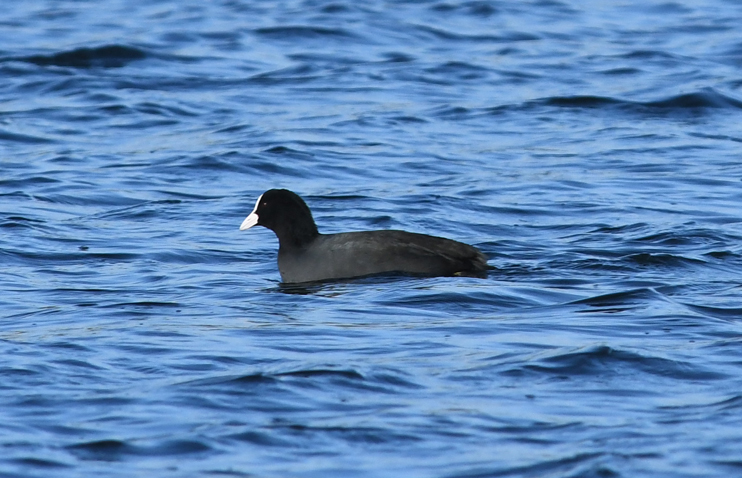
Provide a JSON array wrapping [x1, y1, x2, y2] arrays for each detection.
[[240, 189, 488, 283]]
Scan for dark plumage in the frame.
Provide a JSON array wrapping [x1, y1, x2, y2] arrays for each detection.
[[240, 189, 488, 283]]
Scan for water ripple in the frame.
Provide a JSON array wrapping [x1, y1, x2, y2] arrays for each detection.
[[11, 45, 147, 68], [2, 0, 742, 477]]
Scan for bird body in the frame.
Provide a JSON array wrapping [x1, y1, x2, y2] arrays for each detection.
[[241, 189, 487, 283]]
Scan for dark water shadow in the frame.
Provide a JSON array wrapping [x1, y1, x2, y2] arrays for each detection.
[[10, 45, 147, 68]]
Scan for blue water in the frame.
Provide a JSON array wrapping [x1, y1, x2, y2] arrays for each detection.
[[2, 1, 742, 476]]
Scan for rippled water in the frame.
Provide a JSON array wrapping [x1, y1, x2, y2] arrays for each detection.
[[2, 1, 742, 476]]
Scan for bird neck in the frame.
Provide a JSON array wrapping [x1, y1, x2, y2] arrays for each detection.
[[274, 220, 319, 249]]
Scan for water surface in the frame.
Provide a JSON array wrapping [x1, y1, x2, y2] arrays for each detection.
[[2, 1, 742, 476]]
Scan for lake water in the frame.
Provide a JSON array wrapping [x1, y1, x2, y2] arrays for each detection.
[[2, 1, 742, 476]]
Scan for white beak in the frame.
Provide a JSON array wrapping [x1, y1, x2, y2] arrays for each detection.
[[239, 194, 262, 231], [240, 212, 259, 230]]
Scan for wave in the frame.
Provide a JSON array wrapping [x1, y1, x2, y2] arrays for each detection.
[[571, 288, 660, 309], [9, 45, 147, 68], [183, 368, 425, 395], [659, 394, 742, 412], [683, 303, 742, 320], [533, 88, 742, 111], [185, 369, 362, 387], [254, 25, 360, 42], [427, 88, 742, 122], [476, 88, 742, 120], [67, 438, 211, 460], [0, 129, 56, 144], [510, 344, 728, 380], [413, 24, 539, 43], [621, 252, 707, 268], [429, 2, 500, 17], [451, 452, 607, 478]]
